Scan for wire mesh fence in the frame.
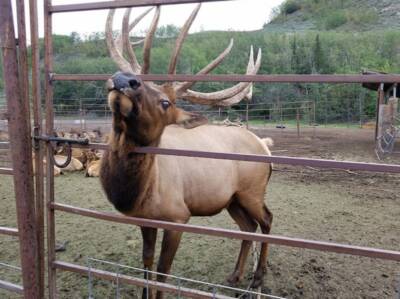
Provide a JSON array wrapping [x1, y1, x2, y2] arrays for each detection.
[[85, 257, 285, 299], [50, 91, 377, 133]]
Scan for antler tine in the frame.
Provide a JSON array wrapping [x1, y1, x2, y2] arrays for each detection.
[[168, 3, 201, 75], [216, 85, 252, 107], [217, 48, 262, 107], [176, 38, 234, 92], [116, 8, 153, 53], [244, 45, 255, 101], [142, 6, 161, 74], [179, 47, 262, 105], [122, 8, 141, 73], [106, 9, 134, 73]]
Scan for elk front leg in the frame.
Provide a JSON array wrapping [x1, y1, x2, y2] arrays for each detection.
[[141, 227, 157, 299], [155, 229, 183, 299]]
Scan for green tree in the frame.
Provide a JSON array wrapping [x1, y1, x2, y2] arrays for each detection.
[[313, 34, 324, 73]]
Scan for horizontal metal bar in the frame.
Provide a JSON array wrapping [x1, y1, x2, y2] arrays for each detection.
[[52, 74, 400, 83], [52, 203, 400, 261], [34, 135, 89, 145], [0, 142, 10, 149], [73, 142, 400, 173], [54, 261, 233, 299], [50, 0, 232, 13], [0, 226, 19, 237], [0, 262, 21, 271], [0, 280, 23, 294], [0, 168, 13, 175]]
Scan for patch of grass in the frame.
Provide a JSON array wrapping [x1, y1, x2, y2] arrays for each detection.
[[324, 10, 347, 30], [346, 8, 379, 26]]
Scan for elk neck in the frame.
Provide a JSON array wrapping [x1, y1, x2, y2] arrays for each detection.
[[100, 122, 159, 214]]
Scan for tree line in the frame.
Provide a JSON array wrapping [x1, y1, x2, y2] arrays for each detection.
[[0, 27, 399, 123]]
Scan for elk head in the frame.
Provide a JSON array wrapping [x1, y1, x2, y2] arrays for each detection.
[[105, 3, 262, 146], [107, 72, 207, 146]]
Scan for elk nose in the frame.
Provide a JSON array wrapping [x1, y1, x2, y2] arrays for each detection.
[[109, 71, 141, 91]]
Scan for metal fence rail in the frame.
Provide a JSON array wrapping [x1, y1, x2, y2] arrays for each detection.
[[68, 142, 400, 173], [0, 226, 18, 237], [0, 167, 13, 175], [53, 202, 400, 261], [52, 74, 400, 83], [0, 280, 23, 295], [54, 261, 234, 299], [50, 0, 233, 13]]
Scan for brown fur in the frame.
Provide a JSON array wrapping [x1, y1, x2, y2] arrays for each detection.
[[100, 75, 273, 299]]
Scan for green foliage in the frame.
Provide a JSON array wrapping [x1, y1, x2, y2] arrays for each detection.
[[345, 8, 379, 26], [0, 23, 399, 124], [312, 34, 324, 73], [156, 25, 180, 38], [324, 10, 347, 30], [271, 0, 384, 31], [282, 0, 302, 15]]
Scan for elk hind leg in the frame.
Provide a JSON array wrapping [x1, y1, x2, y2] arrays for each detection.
[[238, 196, 273, 289], [226, 199, 258, 286]]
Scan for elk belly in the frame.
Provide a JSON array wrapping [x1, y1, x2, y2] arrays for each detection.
[[158, 153, 238, 217]]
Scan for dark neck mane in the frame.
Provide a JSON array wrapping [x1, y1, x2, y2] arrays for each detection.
[[100, 130, 156, 214]]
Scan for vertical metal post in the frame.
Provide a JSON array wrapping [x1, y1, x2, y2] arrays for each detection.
[[0, 1, 40, 298], [29, 0, 45, 297], [44, 0, 57, 297], [359, 92, 362, 128], [245, 102, 249, 129], [16, 0, 31, 133], [375, 83, 384, 140], [80, 98, 84, 131], [296, 108, 300, 138], [313, 100, 316, 125]]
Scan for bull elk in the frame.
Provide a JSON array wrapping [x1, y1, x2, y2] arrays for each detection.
[[100, 4, 273, 299]]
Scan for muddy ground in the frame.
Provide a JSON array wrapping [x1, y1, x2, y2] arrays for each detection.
[[0, 126, 399, 298]]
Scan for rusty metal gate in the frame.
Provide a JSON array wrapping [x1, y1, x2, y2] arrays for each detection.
[[0, 0, 400, 298]]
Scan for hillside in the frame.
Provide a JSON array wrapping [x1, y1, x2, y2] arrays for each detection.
[[0, 1, 399, 125], [265, 0, 400, 32]]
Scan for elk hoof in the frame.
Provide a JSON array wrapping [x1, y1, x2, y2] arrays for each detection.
[[250, 271, 264, 289], [226, 271, 241, 286]]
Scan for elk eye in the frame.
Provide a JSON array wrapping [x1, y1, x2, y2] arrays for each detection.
[[160, 100, 171, 110]]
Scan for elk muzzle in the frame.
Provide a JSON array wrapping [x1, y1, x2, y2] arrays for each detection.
[[107, 71, 141, 96], [107, 72, 143, 117]]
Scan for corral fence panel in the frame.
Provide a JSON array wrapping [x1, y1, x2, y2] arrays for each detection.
[[0, 0, 399, 298]]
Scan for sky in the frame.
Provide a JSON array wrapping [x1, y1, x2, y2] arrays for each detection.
[[16, 0, 284, 39]]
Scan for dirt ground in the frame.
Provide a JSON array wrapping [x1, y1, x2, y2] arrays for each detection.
[[0, 126, 399, 299]]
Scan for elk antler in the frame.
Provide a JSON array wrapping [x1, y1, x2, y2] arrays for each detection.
[[168, 3, 201, 75], [178, 47, 261, 106], [106, 3, 262, 106]]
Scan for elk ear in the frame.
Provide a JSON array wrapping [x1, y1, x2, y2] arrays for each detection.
[[108, 91, 133, 117], [175, 109, 208, 129]]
